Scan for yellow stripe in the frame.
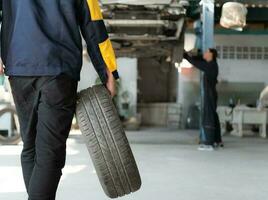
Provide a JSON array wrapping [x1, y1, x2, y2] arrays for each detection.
[[99, 39, 117, 72], [87, 0, 103, 21]]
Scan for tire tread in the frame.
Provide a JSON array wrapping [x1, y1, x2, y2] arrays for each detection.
[[76, 85, 141, 198]]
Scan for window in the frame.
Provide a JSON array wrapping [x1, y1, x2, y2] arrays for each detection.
[[250, 47, 256, 60], [215, 45, 268, 60], [216, 46, 221, 59], [222, 46, 228, 59], [264, 47, 268, 60], [229, 46, 235, 59], [236, 46, 242, 60], [243, 47, 249, 59]]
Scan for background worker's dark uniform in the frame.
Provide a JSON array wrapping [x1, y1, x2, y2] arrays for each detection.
[[184, 53, 222, 145], [0, 0, 118, 199]]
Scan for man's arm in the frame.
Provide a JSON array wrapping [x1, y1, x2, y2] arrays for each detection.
[[78, 0, 119, 88], [183, 51, 208, 73]]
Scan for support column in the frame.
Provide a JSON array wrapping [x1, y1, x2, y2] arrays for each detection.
[[200, 0, 215, 143]]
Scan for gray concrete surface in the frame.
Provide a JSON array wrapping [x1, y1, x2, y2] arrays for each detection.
[[0, 128, 268, 200]]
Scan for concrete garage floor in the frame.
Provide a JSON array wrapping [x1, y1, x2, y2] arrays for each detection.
[[0, 128, 268, 200]]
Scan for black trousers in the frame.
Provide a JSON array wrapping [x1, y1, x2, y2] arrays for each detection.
[[202, 112, 222, 145], [9, 75, 77, 200], [214, 112, 222, 144]]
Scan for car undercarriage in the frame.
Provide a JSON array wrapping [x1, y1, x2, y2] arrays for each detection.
[[101, 0, 186, 63]]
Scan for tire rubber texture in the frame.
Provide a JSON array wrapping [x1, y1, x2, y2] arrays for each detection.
[[76, 85, 141, 198], [0, 106, 21, 145]]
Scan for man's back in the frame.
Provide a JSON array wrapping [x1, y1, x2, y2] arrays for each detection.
[[1, 0, 119, 81], [0, 1, 119, 199]]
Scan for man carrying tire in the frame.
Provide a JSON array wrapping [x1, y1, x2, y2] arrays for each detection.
[[0, 0, 118, 199]]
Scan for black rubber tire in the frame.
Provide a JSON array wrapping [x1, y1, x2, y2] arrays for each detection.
[[0, 106, 21, 145], [76, 85, 141, 198]]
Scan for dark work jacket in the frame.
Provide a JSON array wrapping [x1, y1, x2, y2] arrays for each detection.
[[184, 52, 221, 144], [0, 0, 119, 82]]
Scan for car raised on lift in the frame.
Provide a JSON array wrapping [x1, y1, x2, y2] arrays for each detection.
[[101, 0, 187, 63]]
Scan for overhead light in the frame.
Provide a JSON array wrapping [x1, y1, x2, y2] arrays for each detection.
[[220, 2, 247, 31]]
